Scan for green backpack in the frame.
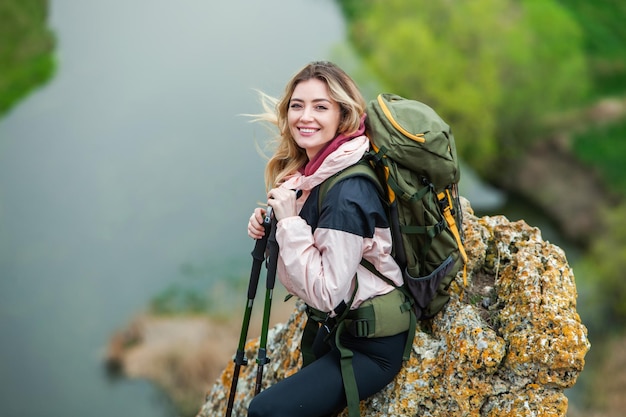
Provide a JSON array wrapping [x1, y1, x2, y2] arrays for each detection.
[[320, 93, 468, 321], [311, 93, 468, 417]]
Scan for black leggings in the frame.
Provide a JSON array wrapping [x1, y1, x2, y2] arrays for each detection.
[[247, 326, 408, 417]]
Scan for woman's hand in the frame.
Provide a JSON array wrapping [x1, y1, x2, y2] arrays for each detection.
[[267, 188, 298, 221], [247, 207, 267, 239], [247, 188, 298, 239]]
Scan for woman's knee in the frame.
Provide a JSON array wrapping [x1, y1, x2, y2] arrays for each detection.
[[247, 399, 260, 417], [247, 393, 274, 417], [246, 396, 262, 417]]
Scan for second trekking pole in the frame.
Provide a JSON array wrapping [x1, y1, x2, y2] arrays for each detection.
[[254, 209, 279, 395], [225, 208, 273, 417]]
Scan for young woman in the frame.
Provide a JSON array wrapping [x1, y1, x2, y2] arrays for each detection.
[[246, 61, 411, 417]]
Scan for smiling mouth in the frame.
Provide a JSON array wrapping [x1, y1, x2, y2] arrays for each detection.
[[299, 128, 319, 134]]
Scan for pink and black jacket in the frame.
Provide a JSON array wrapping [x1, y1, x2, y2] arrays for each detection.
[[275, 134, 403, 316]]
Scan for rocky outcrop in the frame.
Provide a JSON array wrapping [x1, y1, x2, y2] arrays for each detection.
[[199, 198, 590, 417]]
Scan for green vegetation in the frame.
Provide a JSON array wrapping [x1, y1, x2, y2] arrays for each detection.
[[335, 0, 589, 178], [0, 0, 56, 116], [560, 0, 626, 202], [555, 0, 626, 98], [561, 0, 626, 331], [149, 284, 213, 315], [572, 118, 626, 195], [334, 0, 626, 328], [577, 203, 626, 328], [149, 260, 250, 317]]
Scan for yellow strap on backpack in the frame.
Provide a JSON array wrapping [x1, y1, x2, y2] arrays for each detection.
[[438, 189, 468, 286], [376, 94, 426, 143]]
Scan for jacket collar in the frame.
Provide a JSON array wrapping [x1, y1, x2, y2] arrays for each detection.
[[281, 134, 369, 194]]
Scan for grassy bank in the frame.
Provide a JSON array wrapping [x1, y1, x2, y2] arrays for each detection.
[[0, 0, 56, 117]]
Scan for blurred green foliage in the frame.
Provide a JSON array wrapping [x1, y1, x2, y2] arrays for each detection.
[[334, 0, 626, 331], [149, 284, 212, 315], [573, 116, 626, 329], [555, 0, 626, 98], [149, 259, 250, 317], [561, 0, 626, 331], [335, 0, 589, 178], [572, 118, 626, 195], [0, 0, 56, 116], [577, 202, 626, 327]]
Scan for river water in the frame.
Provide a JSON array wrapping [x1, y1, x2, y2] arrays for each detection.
[[0, 1, 348, 416], [0, 1, 553, 417]]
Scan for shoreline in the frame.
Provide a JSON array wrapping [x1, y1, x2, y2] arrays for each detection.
[[105, 293, 297, 417]]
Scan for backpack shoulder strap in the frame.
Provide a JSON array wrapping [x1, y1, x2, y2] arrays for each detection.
[[318, 159, 383, 211]]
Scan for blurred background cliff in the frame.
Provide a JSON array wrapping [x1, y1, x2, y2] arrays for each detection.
[[1, 0, 624, 416]]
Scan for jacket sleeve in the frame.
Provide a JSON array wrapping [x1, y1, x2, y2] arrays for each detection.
[[276, 217, 363, 313]]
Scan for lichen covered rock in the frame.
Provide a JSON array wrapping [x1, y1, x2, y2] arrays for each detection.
[[199, 199, 590, 417]]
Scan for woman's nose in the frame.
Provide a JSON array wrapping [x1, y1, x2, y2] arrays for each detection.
[[300, 106, 314, 121]]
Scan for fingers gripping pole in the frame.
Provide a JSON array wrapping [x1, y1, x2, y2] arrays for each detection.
[[225, 209, 272, 417]]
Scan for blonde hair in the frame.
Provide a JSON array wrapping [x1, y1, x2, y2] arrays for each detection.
[[252, 61, 366, 191]]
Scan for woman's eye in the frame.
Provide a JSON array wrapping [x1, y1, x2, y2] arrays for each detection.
[[316, 105, 328, 111], [290, 103, 302, 109]]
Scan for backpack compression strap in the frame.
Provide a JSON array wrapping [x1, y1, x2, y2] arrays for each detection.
[[437, 189, 468, 286], [376, 148, 467, 288]]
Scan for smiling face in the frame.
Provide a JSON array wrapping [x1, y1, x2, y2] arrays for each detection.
[[287, 78, 341, 160]]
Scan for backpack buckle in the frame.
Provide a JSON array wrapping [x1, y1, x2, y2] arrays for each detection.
[[433, 220, 446, 236], [323, 319, 336, 334], [437, 190, 452, 212], [347, 319, 370, 338]]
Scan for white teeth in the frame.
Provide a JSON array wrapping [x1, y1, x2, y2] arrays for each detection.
[[300, 128, 317, 133]]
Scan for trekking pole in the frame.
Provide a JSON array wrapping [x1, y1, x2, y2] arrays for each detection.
[[254, 210, 278, 395], [225, 208, 273, 417]]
